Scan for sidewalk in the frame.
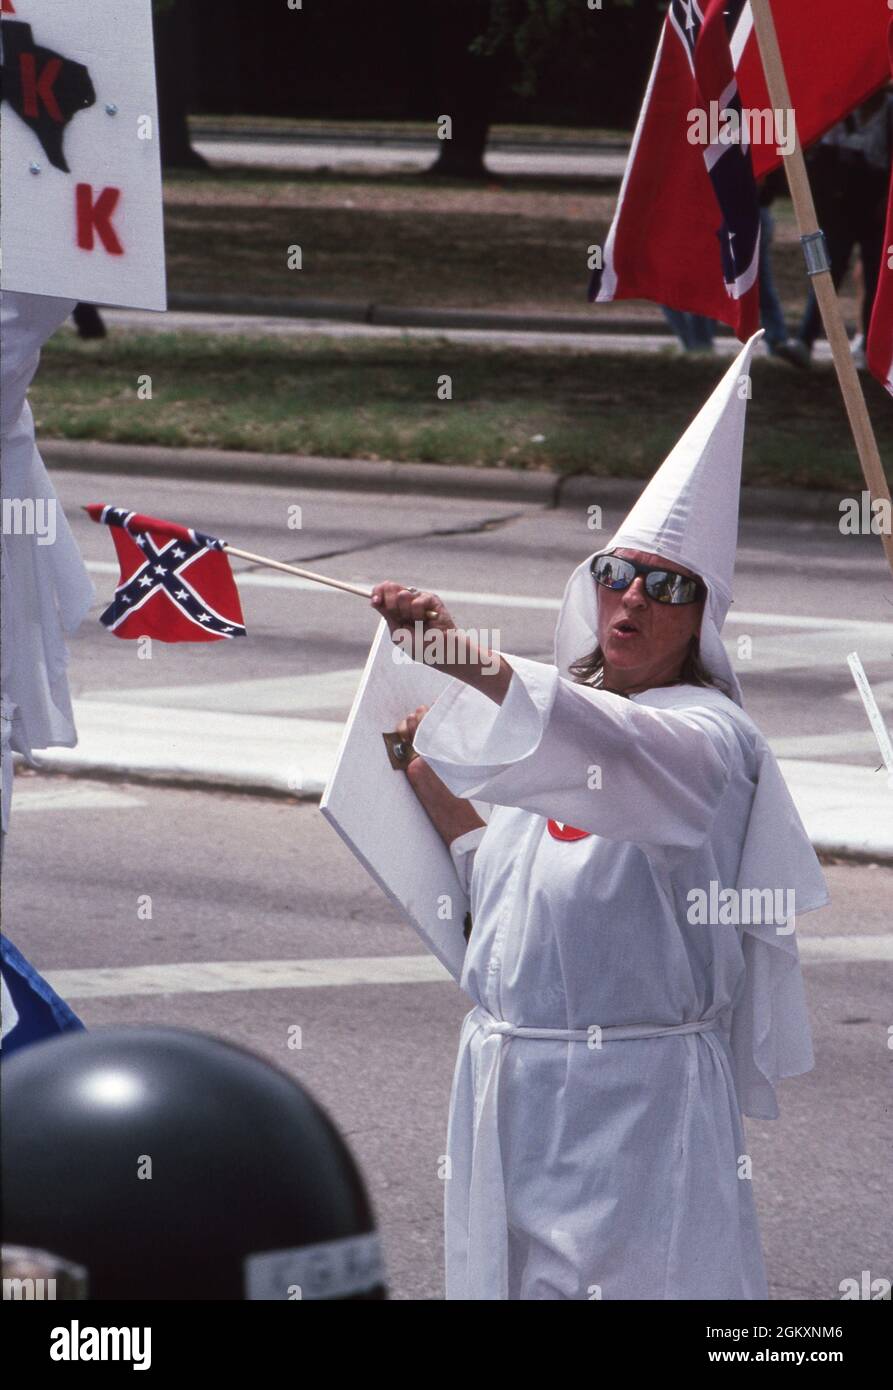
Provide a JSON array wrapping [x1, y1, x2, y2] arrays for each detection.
[[81, 299, 841, 365], [188, 128, 629, 180], [188, 119, 631, 153], [20, 704, 893, 862], [161, 292, 694, 337]]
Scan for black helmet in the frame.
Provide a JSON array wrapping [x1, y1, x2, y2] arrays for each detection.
[[1, 1027, 386, 1300]]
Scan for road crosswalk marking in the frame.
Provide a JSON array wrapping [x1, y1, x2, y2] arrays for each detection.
[[81, 669, 364, 714], [44, 936, 892, 1000], [12, 784, 145, 812], [47, 954, 452, 998]]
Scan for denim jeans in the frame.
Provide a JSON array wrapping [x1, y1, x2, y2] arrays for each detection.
[[661, 307, 716, 350], [758, 207, 789, 350]]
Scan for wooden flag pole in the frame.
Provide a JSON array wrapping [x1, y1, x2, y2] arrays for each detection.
[[223, 543, 373, 598], [749, 0, 893, 576], [223, 544, 439, 617]]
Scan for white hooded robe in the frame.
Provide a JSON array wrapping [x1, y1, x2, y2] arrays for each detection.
[[416, 660, 828, 1300], [412, 333, 829, 1301]]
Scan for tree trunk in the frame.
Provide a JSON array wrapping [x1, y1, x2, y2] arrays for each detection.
[[426, 0, 495, 180], [153, 0, 209, 170], [429, 111, 491, 179]]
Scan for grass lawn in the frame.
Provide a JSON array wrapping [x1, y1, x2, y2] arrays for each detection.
[[34, 331, 890, 491], [161, 169, 859, 326]]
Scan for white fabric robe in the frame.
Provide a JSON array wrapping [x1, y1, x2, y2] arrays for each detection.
[[1, 290, 95, 829], [413, 654, 828, 1301]]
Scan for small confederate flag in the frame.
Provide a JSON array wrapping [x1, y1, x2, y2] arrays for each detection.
[[85, 504, 246, 642]]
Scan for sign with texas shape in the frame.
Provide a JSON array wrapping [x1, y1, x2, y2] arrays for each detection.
[[0, 0, 166, 309]]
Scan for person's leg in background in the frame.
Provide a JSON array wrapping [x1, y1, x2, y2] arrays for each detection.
[[661, 306, 696, 351], [687, 314, 715, 352], [851, 169, 888, 366], [757, 206, 797, 361], [661, 307, 716, 353], [793, 151, 858, 365], [72, 303, 106, 340]]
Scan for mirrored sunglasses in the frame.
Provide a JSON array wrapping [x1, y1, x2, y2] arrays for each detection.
[[590, 554, 705, 606]]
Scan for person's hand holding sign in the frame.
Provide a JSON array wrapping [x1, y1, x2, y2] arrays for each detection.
[[393, 703, 431, 756], [391, 699, 486, 848]]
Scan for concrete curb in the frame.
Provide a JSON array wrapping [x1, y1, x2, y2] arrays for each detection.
[[165, 291, 725, 339], [16, 753, 892, 866], [169, 293, 375, 324], [43, 437, 845, 522], [44, 439, 560, 503]]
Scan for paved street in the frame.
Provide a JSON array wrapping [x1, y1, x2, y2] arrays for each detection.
[[4, 774, 890, 1301], [31, 464, 893, 848], [5, 462, 891, 1299], [50, 465, 893, 752]]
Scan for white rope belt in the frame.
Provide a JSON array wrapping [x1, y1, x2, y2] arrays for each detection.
[[458, 1004, 722, 1300], [471, 1005, 720, 1043]]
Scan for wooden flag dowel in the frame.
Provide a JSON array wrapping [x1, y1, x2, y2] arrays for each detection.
[[223, 544, 439, 617], [224, 544, 372, 598], [749, 0, 893, 577]]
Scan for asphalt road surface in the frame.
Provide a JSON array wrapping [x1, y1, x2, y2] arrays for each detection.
[[4, 777, 890, 1301], [51, 463, 893, 768]]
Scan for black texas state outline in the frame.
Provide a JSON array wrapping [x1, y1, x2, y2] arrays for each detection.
[[0, 20, 95, 172]]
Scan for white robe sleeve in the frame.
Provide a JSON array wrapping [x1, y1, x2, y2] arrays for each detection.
[[413, 653, 740, 851], [727, 744, 829, 1119], [447, 825, 487, 897]]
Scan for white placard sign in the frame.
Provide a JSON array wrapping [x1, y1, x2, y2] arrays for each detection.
[[321, 621, 472, 983], [0, 0, 166, 309]]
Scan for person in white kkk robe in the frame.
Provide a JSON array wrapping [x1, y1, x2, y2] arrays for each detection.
[[1, 1, 166, 1050], [1, 290, 96, 1048], [1, 290, 94, 819], [370, 330, 829, 1301]]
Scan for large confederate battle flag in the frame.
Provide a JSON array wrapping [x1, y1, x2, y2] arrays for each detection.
[[867, 21, 893, 397], [85, 504, 246, 642], [591, 0, 891, 340]]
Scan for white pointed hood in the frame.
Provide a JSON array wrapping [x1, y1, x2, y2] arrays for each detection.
[[554, 331, 765, 706], [548, 329, 831, 1117]]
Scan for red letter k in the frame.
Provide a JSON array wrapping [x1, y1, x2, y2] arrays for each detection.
[[76, 184, 124, 255]]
